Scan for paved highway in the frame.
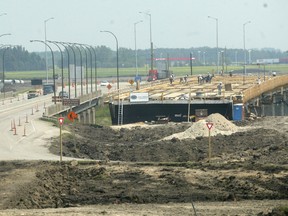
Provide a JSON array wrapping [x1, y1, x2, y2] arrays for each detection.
[[0, 81, 134, 161]]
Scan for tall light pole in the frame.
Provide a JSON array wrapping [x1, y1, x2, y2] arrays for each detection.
[[243, 21, 251, 84], [30, 40, 56, 104], [139, 11, 153, 71], [52, 41, 71, 99], [100, 30, 119, 90], [44, 17, 54, 84], [208, 16, 219, 74], [0, 33, 11, 38], [2, 45, 12, 99], [47, 40, 64, 98], [134, 20, 143, 76]]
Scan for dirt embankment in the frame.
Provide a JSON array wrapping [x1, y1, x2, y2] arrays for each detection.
[[0, 115, 287, 215]]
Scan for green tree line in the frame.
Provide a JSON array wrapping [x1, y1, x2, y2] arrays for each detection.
[[0, 46, 45, 71], [0, 45, 287, 72]]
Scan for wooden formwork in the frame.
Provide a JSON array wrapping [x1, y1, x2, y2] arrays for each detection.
[[242, 76, 288, 103], [110, 74, 288, 103]]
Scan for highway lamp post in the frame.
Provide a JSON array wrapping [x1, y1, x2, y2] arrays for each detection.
[[54, 41, 71, 99], [75, 43, 89, 94], [248, 49, 252, 65], [91, 46, 98, 92], [70, 44, 83, 96], [208, 16, 219, 74], [80, 44, 94, 93], [243, 21, 251, 84], [0, 33, 11, 38], [134, 20, 143, 76], [139, 11, 153, 71], [2, 45, 12, 99], [190, 52, 193, 76], [30, 40, 56, 104], [44, 17, 54, 84], [63, 43, 77, 98], [100, 30, 119, 90], [47, 41, 64, 99]]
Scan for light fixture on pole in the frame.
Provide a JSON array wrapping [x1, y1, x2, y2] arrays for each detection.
[[0, 33, 11, 38], [134, 20, 143, 76], [30, 39, 56, 103], [44, 17, 54, 84], [100, 30, 119, 90], [139, 11, 153, 71], [208, 16, 219, 74], [243, 20, 251, 84]]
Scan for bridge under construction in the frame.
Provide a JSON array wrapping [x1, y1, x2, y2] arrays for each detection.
[[108, 74, 288, 125]]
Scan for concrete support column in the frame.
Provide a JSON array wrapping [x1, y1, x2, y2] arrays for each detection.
[[87, 109, 91, 124], [83, 111, 87, 124], [261, 104, 265, 117], [91, 107, 96, 124]]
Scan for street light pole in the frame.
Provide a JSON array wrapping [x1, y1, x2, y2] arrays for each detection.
[[70, 43, 83, 96], [30, 40, 56, 104], [44, 17, 54, 84], [208, 16, 219, 74], [75, 43, 89, 94], [47, 40, 64, 99], [134, 20, 143, 76], [243, 21, 251, 84], [2, 45, 12, 99], [100, 30, 119, 90], [139, 11, 153, 71], [81, 44, 94, 93], [53, 41, 71, 99], [0, 33, 11, 38], [190, 52, 193, 76]]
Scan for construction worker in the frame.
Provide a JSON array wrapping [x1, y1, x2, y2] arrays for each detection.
[[217, 82, 222, 95]]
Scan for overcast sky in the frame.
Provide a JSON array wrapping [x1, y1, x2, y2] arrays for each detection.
[[1, 0, 287, 53]]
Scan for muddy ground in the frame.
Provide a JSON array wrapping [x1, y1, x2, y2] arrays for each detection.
[[0, 116, 287, 215]]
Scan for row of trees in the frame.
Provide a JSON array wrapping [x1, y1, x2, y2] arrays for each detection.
[[0, 46, 45, 71], [0, 45, 287, 72]]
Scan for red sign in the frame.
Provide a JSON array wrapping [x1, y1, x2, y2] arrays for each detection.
[[58, 117, 64, 125], [206, 122, 213, 130], [107, 83, 112, 90]]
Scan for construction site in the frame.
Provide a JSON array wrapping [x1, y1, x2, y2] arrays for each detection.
[[108, 74, 288, 125]]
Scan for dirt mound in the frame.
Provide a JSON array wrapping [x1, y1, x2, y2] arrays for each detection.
[[0, 116, 288, 213], [3, 161, 288, 210], [163, 113, 239, 140]]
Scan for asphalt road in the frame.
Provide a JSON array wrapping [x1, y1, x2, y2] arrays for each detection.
[[0, 81, 134, 161]]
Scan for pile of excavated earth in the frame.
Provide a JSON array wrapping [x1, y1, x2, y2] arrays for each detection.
[[163, 113, 239, 140]]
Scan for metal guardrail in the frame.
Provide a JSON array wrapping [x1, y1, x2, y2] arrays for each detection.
[[45, 90, 102, 117]]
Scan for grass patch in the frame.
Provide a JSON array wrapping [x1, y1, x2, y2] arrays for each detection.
[[5, 64, 288, 80], [95, 104, 112, 126]]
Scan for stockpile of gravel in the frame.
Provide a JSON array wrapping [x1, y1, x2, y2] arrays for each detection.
[[163, 113, 238, 140]]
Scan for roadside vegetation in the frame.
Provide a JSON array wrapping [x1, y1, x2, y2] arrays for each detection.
[[4, 64, 288, 81]]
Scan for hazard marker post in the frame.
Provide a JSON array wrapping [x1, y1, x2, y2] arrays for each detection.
[[206, 122, 214, 161], [58, 117, 65, 162]]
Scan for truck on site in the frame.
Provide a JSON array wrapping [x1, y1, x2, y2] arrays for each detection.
[[43, 83, 56, 95], [147, 69, 170, 81]]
